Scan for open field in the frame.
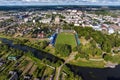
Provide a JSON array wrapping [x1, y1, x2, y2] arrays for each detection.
[[55, 32, 77, 48]]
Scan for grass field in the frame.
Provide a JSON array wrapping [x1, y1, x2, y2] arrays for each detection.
[[55, 32, 77, 48], [70, 59, 105, 68]]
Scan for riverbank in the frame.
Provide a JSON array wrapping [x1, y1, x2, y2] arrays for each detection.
[[0, 37, 83, 80], [0, 35, 118, 68], [69, 59, 105, 68], [0, 36, 117, 69], [1, 37, 120, 80]]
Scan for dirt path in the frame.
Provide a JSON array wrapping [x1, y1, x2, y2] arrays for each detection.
[[89, 58, 104, 61], [65, 52, 78, 63], [55, 52, 77, 80]]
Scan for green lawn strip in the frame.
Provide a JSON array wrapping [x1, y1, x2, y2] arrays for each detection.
[[32, 66, 45, 78], [19, 60, 29, 69], [22, 61, 34, 75], [29, 64, 37, 75], [42, 67, 54, 79], [39, 66, 46, 79], [69, 60, 105, 68], [17, 58, 27, 69], [32, 67, 40, 78], [26, 63, 35, 75]]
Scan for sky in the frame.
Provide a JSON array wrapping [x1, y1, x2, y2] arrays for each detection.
[[0, 0, 120, 6]]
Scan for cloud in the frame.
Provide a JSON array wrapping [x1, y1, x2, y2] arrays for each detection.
[[22, 0, 40, 2], [0, 0, 120, 5]]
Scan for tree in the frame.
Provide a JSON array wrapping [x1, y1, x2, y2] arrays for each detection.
[[40, 41, 48, 49], [103, 54, 112, 61], [101, 40, 112, 53], [55, 44, 72, 57], [115, 38, 120, 47]]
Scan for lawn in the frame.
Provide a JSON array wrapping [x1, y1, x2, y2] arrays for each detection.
[[55, 32, 77, 48], [70, 59, 105, 68], [109, 54, 120, 63]]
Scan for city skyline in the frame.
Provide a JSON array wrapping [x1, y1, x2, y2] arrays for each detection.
[[0, 0, 120, 6]]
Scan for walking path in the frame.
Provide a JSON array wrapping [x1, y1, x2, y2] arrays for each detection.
[[89, 58, 104, 61], [55, 52, 77, 80]]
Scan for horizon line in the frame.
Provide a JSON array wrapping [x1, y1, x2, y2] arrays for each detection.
[[0, 5, 120, 7]]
